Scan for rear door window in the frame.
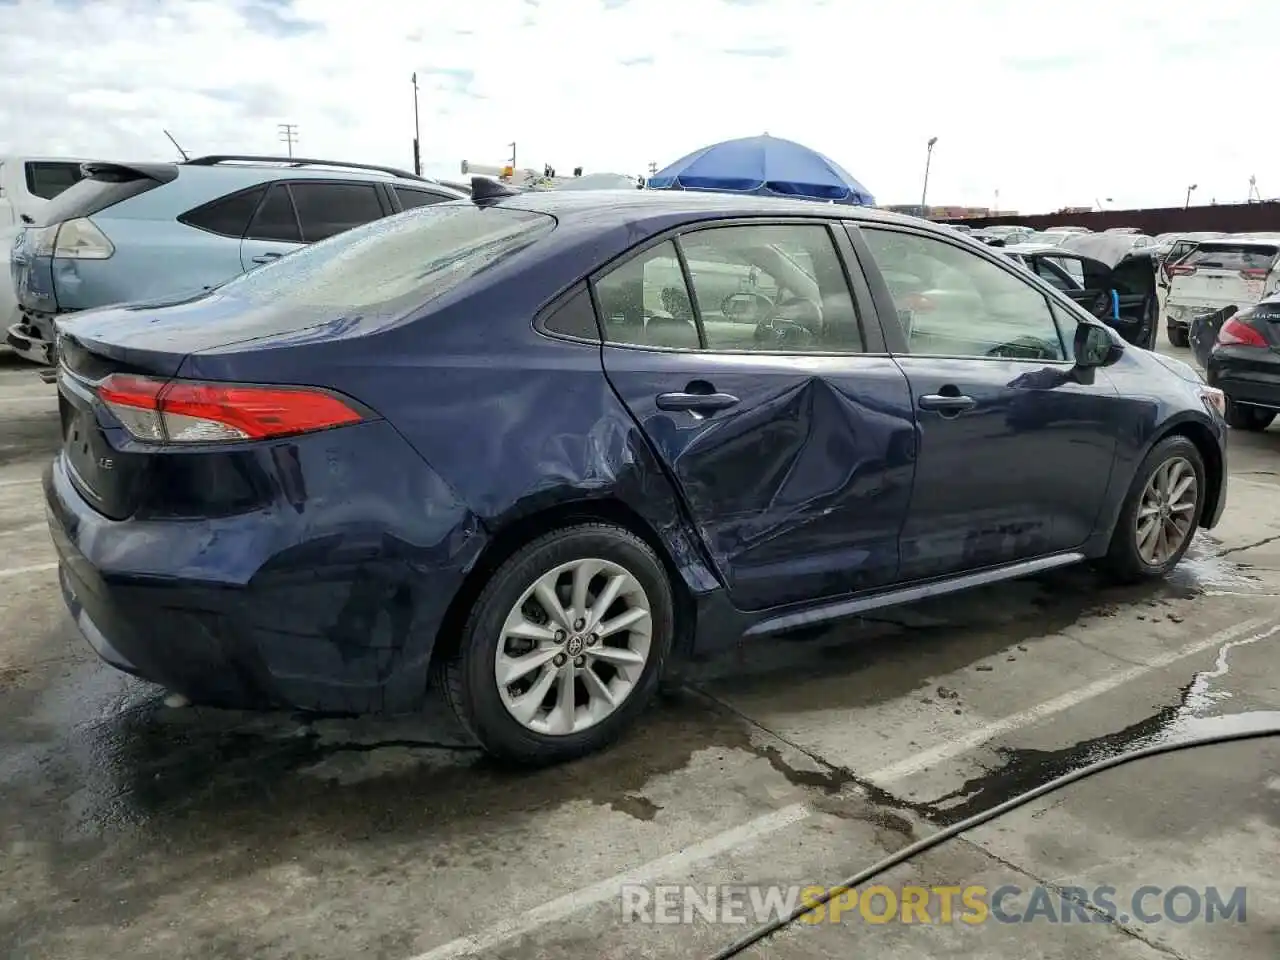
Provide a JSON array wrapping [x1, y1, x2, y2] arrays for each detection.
[[178, 186, 266, 238], [395, 186, 452, 210], [245, 183, 301, 242], [290, 181, 386, 241], [1181, 243, 1279, 273], [24, 161, 85, 200]]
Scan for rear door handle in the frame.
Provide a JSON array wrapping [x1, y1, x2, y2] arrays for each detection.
[[656, 391, 741, 413], [251, 252, 284, 264], [918, 393, 977, 413]]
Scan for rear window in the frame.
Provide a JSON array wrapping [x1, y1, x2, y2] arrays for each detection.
[[25, 161, 85, 200], [178, 186, 266, 238], [36, 168, 168, 225], [1182, 244, 1279, 272], [211, 204, 555, 326]]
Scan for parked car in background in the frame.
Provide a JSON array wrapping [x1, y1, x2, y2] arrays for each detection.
[[1045, 225, 1092, 234], [1002, 233, 1159, 348], [45, 185, 1226, 764], [1164, 237, 1280, 347], [980, 225, 1035, 243], [2, 156, 97, 346], [1191, 292, 1280, 430], [8, 154, 467, 364], [1021, 231, 1073, 247], [0, 156, 92, 229]]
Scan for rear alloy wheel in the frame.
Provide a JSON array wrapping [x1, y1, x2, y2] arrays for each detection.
[[1099, 435, 1205, 584], [1166, 325, 1189, 348], [1224, 398, 1275, 432], [441, 523, 674, 765]]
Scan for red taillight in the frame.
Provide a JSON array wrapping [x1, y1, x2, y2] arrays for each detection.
[[97, 374, 364, 443], [1168, 265, 1197, 277], [1241, 268, 1269, 279], [1217, 317, 1268, 348]]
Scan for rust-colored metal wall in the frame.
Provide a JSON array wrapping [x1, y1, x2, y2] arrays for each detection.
[[941, 202, 1280, 235]]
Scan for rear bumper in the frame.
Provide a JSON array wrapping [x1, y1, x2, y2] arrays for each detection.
[[1166, 301, 1239, 332], [1206, 347, 1280, 410], [44, 422, 487, 715], [6, 316, 54, 365]]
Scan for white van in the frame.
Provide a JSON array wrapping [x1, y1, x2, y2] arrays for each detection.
[[1164, 237, 1280, 347]]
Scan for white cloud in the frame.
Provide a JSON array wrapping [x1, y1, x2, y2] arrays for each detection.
[[0, 0, 1275, 212]]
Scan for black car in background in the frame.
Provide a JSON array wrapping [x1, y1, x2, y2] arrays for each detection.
[[1193, 293, 1280, 430]]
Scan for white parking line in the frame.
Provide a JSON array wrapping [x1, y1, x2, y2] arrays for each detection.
[[865, 616, 1277, 785], [406, 803, 810, 960], [0, 561, 56, 579], [1235, 476, 1280, 491], [0, 395, 55, 405], [400, 615, 1277, 959], [0, 477, 42, 487]]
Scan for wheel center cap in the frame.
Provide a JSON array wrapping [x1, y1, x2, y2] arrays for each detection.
[[565, 636, 585, 657]]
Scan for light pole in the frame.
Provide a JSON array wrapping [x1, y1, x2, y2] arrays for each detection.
[[1184, 183, 1197, 209], [920, 136, 938, 214], [411, 73, 422, 176]]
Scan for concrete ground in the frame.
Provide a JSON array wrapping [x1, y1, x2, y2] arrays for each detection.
[[0, 332, 1277, 960]]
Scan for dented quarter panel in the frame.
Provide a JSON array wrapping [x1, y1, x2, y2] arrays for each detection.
[[45, 417, 485, 714]]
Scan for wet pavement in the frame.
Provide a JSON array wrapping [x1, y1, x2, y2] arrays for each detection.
[[1, 334, 1277, 960]]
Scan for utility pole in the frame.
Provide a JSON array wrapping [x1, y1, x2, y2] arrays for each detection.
[[411, 73, 422, 177], [920, 136, 937, 215], [648, 161, 657, 177], [1184, 183, 1197, 209], [508, 142, 517, 172], [277, 123, 298, 157]]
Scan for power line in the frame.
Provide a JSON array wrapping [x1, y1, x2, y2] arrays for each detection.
[[277, 123, 299, 158]]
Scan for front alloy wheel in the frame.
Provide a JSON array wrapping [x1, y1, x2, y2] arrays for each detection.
[[1134, 456, 1197, 566], [1099, 435, 1206, 583]]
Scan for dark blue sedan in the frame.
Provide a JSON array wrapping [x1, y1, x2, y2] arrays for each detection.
[[45, 185, 1229, 764]]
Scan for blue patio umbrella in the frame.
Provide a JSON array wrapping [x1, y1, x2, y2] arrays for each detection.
[[647, 134, 874, 205]]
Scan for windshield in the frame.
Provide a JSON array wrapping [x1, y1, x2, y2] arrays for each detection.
[[215, 203, 555, 315]]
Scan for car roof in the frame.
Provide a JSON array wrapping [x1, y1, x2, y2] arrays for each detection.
[[491, 188, 941, 231], [1190, 236, 1280, 248], [1001, 242, 1072, 255]]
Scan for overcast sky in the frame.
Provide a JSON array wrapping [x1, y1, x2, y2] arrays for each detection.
[[0, 0, 1272, 213]]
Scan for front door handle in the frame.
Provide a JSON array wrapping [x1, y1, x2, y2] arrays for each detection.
[[656, 391, 741, 413], [251, 252, 284, 264], [919, 393, 977, 413]]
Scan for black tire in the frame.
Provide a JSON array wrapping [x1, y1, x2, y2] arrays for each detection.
[[1224, 398, 1275, 432], [1098, 435, 1206, 585], [440, 522, 675, 766], [1166, 325, 1189, 348]]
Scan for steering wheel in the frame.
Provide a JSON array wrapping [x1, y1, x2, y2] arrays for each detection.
[[754, 317, 816, 348], [721, 291, 775, 324], [985, 336, 1058, 361]]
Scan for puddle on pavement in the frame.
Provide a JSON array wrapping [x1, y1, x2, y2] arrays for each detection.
[[903, 624, 1280, 827]]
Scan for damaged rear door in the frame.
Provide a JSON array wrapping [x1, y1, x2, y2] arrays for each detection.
[[593, 219, 918, 612]]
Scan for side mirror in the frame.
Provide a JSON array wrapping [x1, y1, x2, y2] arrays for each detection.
[[1074, 321, 1123, 368]]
